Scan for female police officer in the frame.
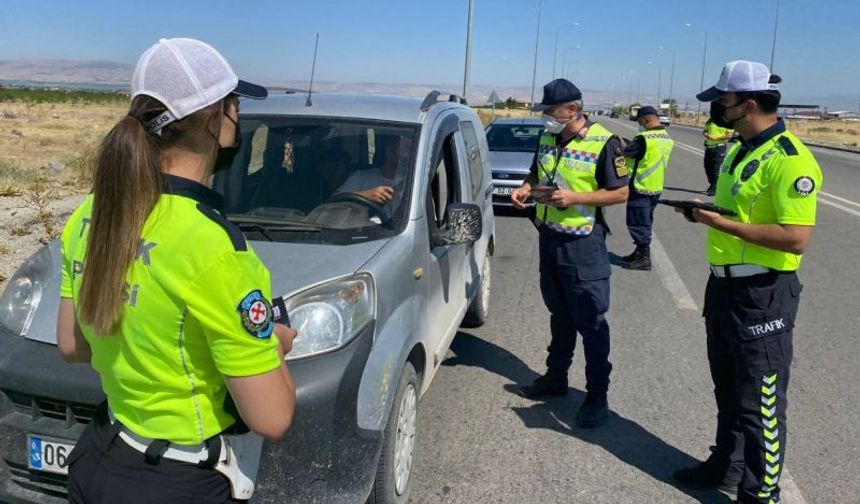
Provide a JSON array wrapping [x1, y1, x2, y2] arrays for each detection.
[[673, 61, 822, 504], [56, 38, 296, 503]]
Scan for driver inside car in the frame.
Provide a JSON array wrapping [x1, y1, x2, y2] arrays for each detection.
[[335, 135, 404, 217]]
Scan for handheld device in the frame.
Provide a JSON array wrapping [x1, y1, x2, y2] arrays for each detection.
[[657, 199, 738, 217], [271, 297, 291, 327]]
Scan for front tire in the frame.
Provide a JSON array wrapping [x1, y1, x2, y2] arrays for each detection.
[[367, 362, 419, 504], [462, 252, 492, 328]]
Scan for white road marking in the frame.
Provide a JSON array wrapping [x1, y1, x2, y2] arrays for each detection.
[[819, 197, 860, 218], [649, 233, 698, 311]]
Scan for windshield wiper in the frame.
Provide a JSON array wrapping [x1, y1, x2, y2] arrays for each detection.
[[229, 215, 325, 234], [233, 222, 275, 241]]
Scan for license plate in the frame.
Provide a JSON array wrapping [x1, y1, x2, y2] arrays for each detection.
[[493, 187, 515, 196], [27, 435, 75, 475]]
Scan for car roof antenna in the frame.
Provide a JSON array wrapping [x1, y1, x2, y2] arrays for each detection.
[[306, 32, 319, 107]]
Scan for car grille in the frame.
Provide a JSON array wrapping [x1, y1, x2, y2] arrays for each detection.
[[5, 389, 96, 425], [492, 171, 528, 181], [1, 389, 95, 501], [7, 460, 69, 501]]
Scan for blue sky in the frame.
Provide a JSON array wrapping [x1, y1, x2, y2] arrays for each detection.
[[1, 0, 858, 108]]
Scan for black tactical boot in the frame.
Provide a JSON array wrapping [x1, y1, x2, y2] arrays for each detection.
[[575, 392, 609, 428], [673, 447, 741, 495], [518, 373, 568, 399], [622, 245, 652, 271]]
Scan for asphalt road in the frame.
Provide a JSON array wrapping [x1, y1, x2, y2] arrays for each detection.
[[409, 117, 860, 503]]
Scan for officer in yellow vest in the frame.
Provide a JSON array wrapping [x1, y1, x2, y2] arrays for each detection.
[[620, 106, 675, 271], [703, 118, 736, 195], [673, 61, 822, 504], [56, 39, 296, 503], [511, 79, 629, 428]]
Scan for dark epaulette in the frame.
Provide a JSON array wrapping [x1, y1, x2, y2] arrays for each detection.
[[777, 135, 799, 157], [196, 203, 248, 252]]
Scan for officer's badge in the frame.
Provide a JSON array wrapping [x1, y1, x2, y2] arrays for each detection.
[[613, 156, 628, 177], [794, 176, 815, 196], [740, 160, 760, 182], [762, 149, 776, 161], [237, 290, 274, 339]]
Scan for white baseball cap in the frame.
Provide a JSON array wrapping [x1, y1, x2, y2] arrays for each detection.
[[696, 60, 780, 102], [131, 38, 267, 134]]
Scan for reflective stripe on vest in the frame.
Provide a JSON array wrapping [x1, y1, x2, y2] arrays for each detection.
[[628, 131, 674, 195], [534, 123, 614, 235]]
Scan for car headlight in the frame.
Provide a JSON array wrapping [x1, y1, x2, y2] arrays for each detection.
[[283, 274, 375, 360], [0, 244, 54, 337]]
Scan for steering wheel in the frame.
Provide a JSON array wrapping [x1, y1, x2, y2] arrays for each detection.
[[324, 192, 389, 222]]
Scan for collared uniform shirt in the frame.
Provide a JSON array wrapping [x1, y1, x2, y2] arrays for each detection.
[[60, 175, 281, 444], [708, 119, 822, 271]]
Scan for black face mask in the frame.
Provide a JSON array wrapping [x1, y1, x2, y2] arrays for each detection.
[[710, 101, 746, 129], [213, 114, 241, 173]]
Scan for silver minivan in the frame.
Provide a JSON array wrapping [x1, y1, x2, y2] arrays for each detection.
[[0, 91, 495, 503]]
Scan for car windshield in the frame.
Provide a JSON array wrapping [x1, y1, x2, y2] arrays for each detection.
[[212, 116, 418, 244], [485, 123, 542, 153]]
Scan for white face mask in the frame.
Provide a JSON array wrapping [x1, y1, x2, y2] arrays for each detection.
[[542, 112, 579, 134]]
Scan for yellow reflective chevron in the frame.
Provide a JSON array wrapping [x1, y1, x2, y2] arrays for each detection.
[[759, 372, 782, 500]]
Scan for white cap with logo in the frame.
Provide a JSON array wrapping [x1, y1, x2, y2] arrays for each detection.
[[696, 60, 779, 102], [131, 38, 267, 134]]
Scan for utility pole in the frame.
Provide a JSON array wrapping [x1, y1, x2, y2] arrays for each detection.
[[770, 0, 781, 70], [529, 0, 543, 114], [462, 0, 474, 100]]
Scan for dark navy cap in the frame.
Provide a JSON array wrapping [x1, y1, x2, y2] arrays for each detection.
[[636, 106, 659, 119], [530, 79, 583, 112]]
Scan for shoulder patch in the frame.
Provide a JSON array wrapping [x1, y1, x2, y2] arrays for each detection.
[[614, 156, 628, 177], [237, 290, 274, 339], [196, 203, 247, 252], [778, 135, 799, 157], [794, 176, 815, 196]]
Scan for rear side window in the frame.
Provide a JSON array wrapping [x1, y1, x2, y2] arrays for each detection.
[[460, 121, 484, 199]]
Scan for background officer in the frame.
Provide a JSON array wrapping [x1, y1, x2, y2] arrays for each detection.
[[511, 79, 629, 428], [672, 61, 822, 504], [620, 105, 675, 271], [703, 118, 736, 195], [56, 38, 297, 503]]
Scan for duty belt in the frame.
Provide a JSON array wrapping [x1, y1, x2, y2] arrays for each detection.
[[710, 264, 771, 278], [109, 410, 223, 467]]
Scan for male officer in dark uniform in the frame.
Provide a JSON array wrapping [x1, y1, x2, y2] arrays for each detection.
[[673, 61, 822, 504], [511, 79, 629, 428], [620, 106, 675, 271]]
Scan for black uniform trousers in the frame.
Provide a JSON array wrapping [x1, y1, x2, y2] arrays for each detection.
[[538, 224, 612, 393], [67, 404, 239, 504], [704, 144, 728, 186], [703, 271, 801, 504], [626, 190, 660, 247]]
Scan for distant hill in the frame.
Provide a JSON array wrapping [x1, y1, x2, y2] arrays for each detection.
[[0, 58, 623, 106], [0, 59, 133, 85], [4, 58, 850, 110]]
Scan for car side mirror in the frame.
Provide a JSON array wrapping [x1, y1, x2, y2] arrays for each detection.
[[431, 203, 482, 247]]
